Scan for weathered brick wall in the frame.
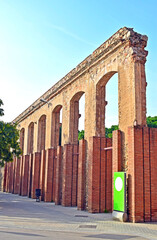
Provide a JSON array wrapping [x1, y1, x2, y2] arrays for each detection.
[[88, 137, 112, 213], [3, 164, 7, 192], [128, 126, 157, 222], [27, 154, 33, 197], [3, 127, 157, 224], [55, 146, 63, 205], [14, 157, 20, 194], [21, 154, 29, 196], [19, 156, 24, 195], [39, 150, 46, 201], [77, 139, 86, 210], [44, 148, 56, 202], [31, 152, 41, 199], [62, 144, 79, 207]]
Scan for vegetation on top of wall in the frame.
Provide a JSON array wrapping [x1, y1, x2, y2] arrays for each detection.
[[78, 130, 84, 141], [105, 125, 119, 138], [147, 116, 157, 128], [78, 116, 157, 140], [0, 99, 22, 167]]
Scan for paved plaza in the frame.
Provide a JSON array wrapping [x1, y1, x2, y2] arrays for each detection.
[[0, 192, 157, 240]]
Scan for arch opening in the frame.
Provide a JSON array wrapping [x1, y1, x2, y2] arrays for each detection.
[[27, 122, 34, 154], [96, 71, 118, 137], [69, 91, 85, 144], [37, 115, 46, 152], [51, 105, 62, 148], [105, 73, 118, 129]]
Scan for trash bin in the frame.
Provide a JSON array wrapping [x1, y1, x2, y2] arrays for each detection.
[[35, 189, 41, 202]]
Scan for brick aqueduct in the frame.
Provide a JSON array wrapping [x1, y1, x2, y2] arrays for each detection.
[[3, 27, 157, 223]]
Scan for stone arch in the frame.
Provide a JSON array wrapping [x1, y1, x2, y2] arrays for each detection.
[[27, 122, 34, 154], [51, 105, 62, 148], [20, 128, 25, 154], [69, 91, 85, 144], [37, 114, 46, 152], [96, 71, 117, 136]]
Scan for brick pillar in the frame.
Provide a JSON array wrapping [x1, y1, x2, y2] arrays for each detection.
[[77, 139, 86, 210], [100, 138, 112, 213], [128, 127, 144, 222], [62, 144, 73, 206], [7, 162, 10, 192], [143, 127, 151, 222], [73, 101, 79, 144], [12, 157, 17, 193], [150, 128, 157, 221], [13, 157, 17, 193], [88, 137, 101, 213], [27, 154, 33, 198], [128, 127, 157, 222], [6, 163, 9, 192], [9, 162, 14, 193], [31, 152, 41, 199], [70, 101, 79, 144], [99, 137, 106, 213], [55, 146, 63, 205], [106, 138, 112, 212], [21, 155, 29, 196], [3, 163, 7, 192], [39, 150, 46, 201], [44, 148, 55, 202], [52, 149, 57, 202], [112, 130, 122, 172], [6, 162, 11, 193], [88, 137, 112, 213], [19, 156, 24, 195], [12, 160, 15, 193], [72, 144, 79, 206], [14, 157, 21, 194], [55, 112, 60, 147]]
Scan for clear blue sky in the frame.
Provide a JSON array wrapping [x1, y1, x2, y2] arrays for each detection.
[[0, 0, 157, 128]]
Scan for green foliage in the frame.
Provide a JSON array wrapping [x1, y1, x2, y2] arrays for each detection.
[[0, 99, 4, 116], [78, 125, 119, 140], [105, 125, 119, 138], [147, 116, 157, 128], [0, 121, 22, 167], [104, 117, 157, 138], [78, 130, 84, 141], [0, 99, 22, 167], [77, 116, 157, 141]]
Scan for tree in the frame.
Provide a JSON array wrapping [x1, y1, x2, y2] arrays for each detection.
[[78, 126, 118, 140], [78, 130, 84, 141], [0, 100, 22, 167], [104, 117, 157, 138], [105, 125, 119, 138], [147, 116, 157, 128], [78, 116, 157, 141]]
